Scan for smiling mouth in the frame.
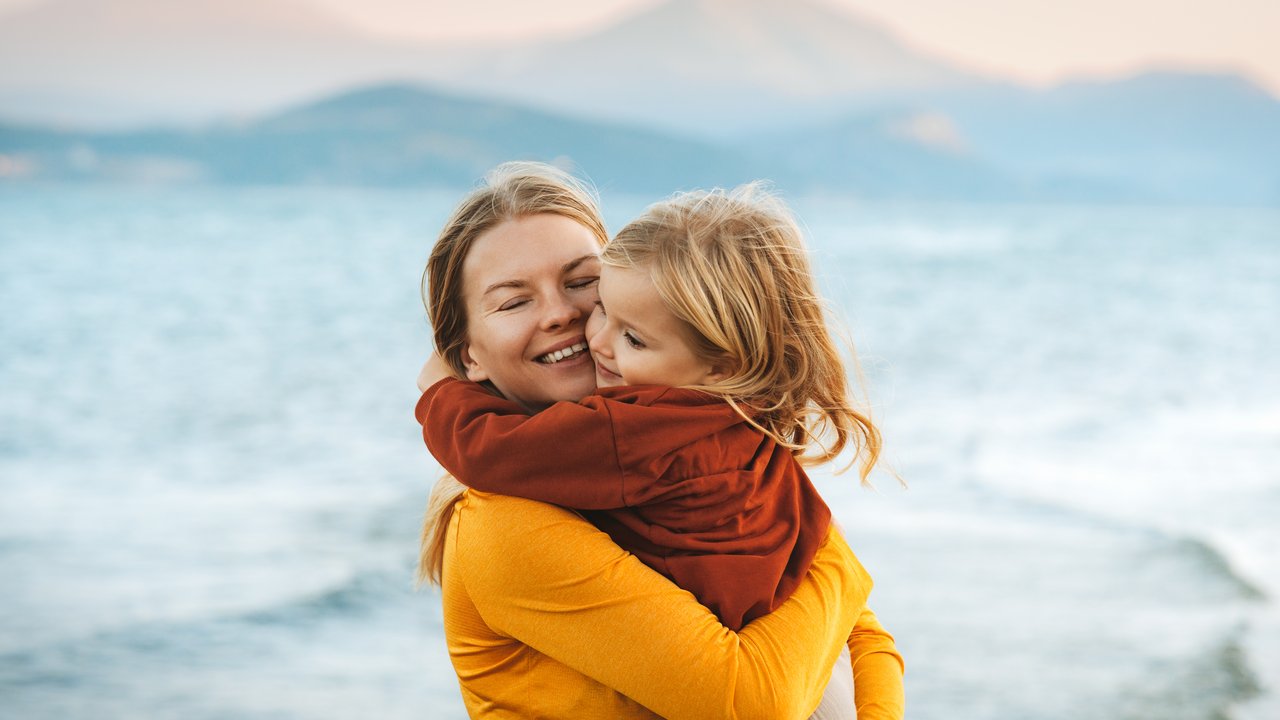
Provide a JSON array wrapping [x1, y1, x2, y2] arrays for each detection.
[[536, 342, 589, 365]]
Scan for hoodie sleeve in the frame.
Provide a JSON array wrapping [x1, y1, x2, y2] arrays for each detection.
[[415, 378, 629, 509]]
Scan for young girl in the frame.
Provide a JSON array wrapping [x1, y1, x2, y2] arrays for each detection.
[[416, 185, 902, 718]]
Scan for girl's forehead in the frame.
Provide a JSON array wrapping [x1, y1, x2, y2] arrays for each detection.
[[599, 266, 670, 329]]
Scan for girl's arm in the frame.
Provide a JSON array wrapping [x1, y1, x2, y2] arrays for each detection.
[[848, 608, 906, 720], [417, 378, 629, 508], [453, 491, 869, 720]]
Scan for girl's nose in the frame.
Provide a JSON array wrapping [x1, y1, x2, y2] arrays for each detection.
[[587, 309, 613, 358]]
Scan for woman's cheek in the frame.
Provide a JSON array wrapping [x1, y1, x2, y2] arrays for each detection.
[[488, 310, 532, 345]]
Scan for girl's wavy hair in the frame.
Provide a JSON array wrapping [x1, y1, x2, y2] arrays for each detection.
[[417, 161, 607, 587], [601, 183, 882, 480]]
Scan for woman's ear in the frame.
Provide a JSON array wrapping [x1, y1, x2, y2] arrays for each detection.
[[459, 343, 489, 383]]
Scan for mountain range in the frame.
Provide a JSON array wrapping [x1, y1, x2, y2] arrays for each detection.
[[428, 0, 988, 135], [0, 83, 1003, 196], [0, 0, 992, 131], [1, 0, 1277, 203]]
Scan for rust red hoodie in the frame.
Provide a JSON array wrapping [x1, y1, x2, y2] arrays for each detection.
[[416, 378, 832, 630]]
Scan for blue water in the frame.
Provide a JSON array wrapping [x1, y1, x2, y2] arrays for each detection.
[[1, 185, 1277, 719]]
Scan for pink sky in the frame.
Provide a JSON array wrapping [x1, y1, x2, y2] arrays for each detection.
[[2, 0, 1277, 93]]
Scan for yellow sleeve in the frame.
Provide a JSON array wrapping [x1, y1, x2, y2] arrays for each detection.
[[456, 492, 872, 720], [847, 608, 906, 720]]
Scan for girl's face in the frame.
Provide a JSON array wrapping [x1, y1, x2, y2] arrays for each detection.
[[460, 214, 602, 411], [587, 264, 722, 389]]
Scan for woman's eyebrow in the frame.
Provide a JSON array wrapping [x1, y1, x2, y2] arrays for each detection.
[[562, 254, 600, 273], [482, 278, 526, 298], [481, 255, 597, 298]]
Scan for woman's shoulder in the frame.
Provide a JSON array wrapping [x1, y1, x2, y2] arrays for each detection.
[[448, 491, 638, 600], [458, 489, 584, 521], [815, 523, 871, 589], [452, 491, 606, 552]]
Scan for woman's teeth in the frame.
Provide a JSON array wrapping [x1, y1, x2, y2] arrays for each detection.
[[538, 342, 588, 365]]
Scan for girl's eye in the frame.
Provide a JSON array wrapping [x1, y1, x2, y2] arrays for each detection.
[[567, 276, 599, 290], [623, 331, 645, 349], [593, 301, 606, 317]]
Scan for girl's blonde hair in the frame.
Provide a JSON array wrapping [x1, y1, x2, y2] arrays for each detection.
[[601, 184, 882, 481], [418, 162, 608, 587]]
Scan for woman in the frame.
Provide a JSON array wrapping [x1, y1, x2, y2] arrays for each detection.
[[416, 162, 904, 719]]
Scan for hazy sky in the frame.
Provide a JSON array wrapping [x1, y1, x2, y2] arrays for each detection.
[[2, 0, 1277, 93]]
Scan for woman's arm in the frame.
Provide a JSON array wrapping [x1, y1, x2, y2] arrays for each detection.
[[848, 608, 906, 720], [454, 492, 869, 720]]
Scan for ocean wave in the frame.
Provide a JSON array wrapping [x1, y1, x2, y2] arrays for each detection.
[[1166, 535, 1268, 602], [961, 468, 1270, 605], [236, 566, 412, 627], [0, 565, 419, 690], [1116, 632, 1262, 720], [0, 558, 417, 662]]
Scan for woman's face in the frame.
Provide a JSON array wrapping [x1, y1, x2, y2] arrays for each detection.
[[459, 213, 602, 411]]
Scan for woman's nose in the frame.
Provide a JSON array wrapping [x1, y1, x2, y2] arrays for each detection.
[[540, 294, 581, 331]]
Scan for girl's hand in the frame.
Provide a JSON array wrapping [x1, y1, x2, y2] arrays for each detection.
[[417, 353, 454, 393]]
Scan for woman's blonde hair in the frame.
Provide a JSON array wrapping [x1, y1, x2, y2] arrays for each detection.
[[417, 162, 608, 586], [601, 184, 883, 481]]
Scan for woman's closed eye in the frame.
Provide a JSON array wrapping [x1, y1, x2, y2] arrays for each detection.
[[497, 296, 530, 311], [567, 275, 599, 291]]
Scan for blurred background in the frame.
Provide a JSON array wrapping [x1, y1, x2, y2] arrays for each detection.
[[1, 1, 1277, 718]]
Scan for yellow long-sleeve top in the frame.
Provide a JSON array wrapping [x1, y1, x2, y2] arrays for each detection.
[[442, 491, 905, 719]]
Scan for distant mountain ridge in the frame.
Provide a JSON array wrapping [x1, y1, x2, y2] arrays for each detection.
[[429, 0, 988, 134], [0, 83, 757, 191], [1, 0, 1277, 203], [0, 0, 999, 132], [0, 81, 1032, 199], [927, 70, 1280, 203], [2, 0, 1275, 133]]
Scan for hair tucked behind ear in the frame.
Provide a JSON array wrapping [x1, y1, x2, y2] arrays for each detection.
[[601, 184, 883, 483], [417, 162, 607, 587]]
